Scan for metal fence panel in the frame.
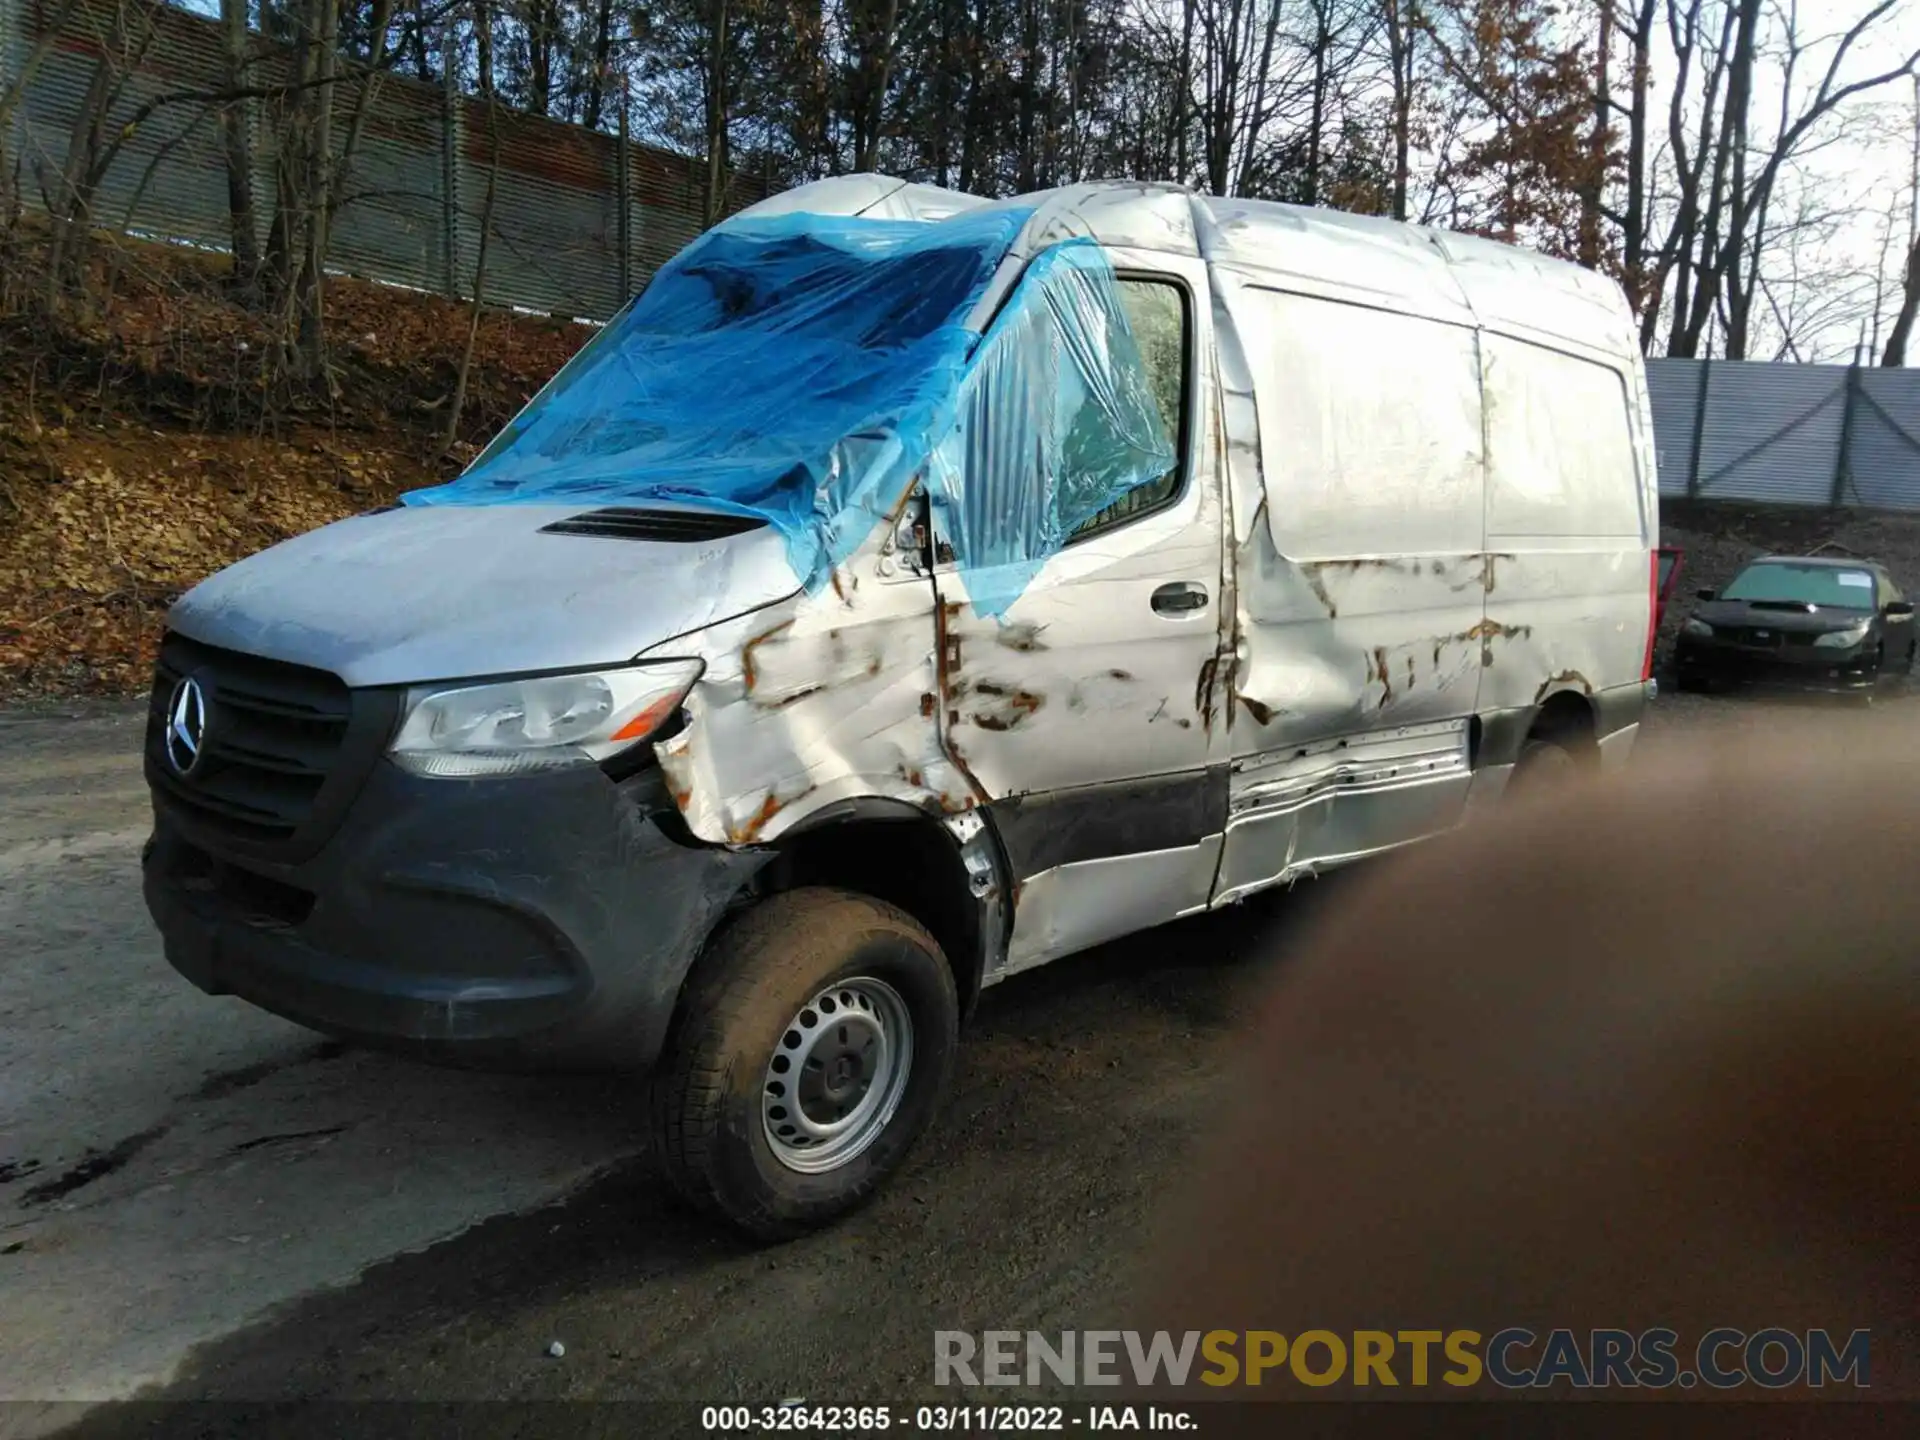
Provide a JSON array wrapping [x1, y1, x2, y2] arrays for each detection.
[[1850, 369, 1920, 510], [326, 75, 446, 296], [465, 98, 627, 321], [1646, 359, 1920, 512], [1646, 356, 1703, 497], [0, 0, 761, 320], [1694, 360, 1848, 505]]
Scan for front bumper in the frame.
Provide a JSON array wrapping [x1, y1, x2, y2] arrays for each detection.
[[143, 760, 771, 1071], [1675, 638, 1878, 693]]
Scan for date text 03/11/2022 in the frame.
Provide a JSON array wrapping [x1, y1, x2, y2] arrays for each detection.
[[700, 1405, 1195, 1432]]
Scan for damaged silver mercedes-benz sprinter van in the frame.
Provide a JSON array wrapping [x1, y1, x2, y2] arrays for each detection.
[[142, 175, 1659, 1237]]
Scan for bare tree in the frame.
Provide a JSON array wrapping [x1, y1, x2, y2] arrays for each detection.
[[1642, 0, 1735, 353], [42, 0, 160, 308], [1669, 0, 1920, 359], [1887, 233, 1920, 364], [703, 0, 732, 222], [1190, 0, 1293, 197], [1609, 0, 1658, 312], [847, 0, 903, 171], [218, 0, 264, 297], [0, 0, 89, 216], [444, 97, 504, 455], [1379, 0, 1416, 219], [1884, 75, 1920, 365]]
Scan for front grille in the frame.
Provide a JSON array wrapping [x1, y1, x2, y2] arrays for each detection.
[[538, 506, 767, 542], [147, 635, 354, 846]]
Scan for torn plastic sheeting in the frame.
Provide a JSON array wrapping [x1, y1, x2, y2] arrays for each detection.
[[402, 207, 1034, 592], [929, 239, 1177, 619]]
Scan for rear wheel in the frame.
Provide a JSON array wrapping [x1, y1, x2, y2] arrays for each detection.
[[649, 887, 959, 1240], [1507, 735, 1580, 802]]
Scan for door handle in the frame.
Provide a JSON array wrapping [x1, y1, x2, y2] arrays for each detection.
[[1151, 581, 1209, 616]]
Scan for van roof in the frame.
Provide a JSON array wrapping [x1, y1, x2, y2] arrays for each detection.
[[738, 174, 1640, 362]]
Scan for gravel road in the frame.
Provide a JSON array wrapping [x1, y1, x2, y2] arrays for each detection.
[[1, 683, 1907, 1440]]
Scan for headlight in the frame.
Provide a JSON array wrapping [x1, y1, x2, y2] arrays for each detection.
[[1682, 618, 1714, 638], [390, 660, 703, 777], [1813, 622, 1871, 649]]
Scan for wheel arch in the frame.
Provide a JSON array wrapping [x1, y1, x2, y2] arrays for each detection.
[[735, 801, 1012, 1023], [1526, 686, 1600, 764]]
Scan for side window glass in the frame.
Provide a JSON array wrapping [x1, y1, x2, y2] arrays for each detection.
[[1882, 573, 1903, 605], [1069, 279, 1190, 540]]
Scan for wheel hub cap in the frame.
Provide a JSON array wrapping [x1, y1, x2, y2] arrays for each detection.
[[761, 977, 914, 1175]]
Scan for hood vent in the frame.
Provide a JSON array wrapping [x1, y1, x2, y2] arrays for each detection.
[[539, 506, 769, 542]]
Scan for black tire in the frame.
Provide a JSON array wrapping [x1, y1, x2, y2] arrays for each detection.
[[1861, 644, 1889, 703], [648, 887, 959, 1240], [1674, 669, 1706, 693], [1508, 735, 1579, 801]]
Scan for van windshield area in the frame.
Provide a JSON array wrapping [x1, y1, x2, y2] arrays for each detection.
[[432, 208, 1030, 514], [403, 208, 1178, 617], [1720, 563, 1876, 609]]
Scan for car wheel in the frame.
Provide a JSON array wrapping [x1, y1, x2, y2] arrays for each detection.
[[1866, 643, 1890, 695], [648, 887, 959, 1240], [1507, 735, 1580, 801]]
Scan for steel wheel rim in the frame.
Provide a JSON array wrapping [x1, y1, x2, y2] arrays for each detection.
[[761, 977, 914, 1175]]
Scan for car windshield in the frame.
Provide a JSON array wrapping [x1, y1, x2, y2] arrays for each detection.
[[1720, 562, 1875, 609]]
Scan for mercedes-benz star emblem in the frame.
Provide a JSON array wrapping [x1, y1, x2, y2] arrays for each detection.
[[165, 676, 208, 776]]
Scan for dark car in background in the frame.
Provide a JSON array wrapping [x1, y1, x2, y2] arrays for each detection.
[[1675, 555, 1916, 695]]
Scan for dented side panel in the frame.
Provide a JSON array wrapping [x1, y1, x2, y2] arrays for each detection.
[[1476, 331, 1652, 723], [1479, 549, 1646, 719], [930, 248, 1227, 801], [1214, 720, 1472, 904], [931, 247, 1230, 975], [1208, 266, 1489, 888], [645, 525, 974, 847]]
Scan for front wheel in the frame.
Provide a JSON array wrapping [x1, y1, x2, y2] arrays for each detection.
[[648, 887, 959, 1240]]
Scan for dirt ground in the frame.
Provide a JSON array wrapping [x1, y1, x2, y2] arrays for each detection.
[[2, 683, 1906, 1440]]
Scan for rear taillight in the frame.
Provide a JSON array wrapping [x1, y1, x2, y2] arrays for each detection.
[[1642, 551, 1659, 682]]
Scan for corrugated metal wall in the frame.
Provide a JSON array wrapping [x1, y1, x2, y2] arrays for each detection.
[[0, 0, 762, 320], [1852, 369, 1920, 510], [1648, 358, 1920, 511]]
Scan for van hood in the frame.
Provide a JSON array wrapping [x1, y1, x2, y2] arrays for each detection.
[[166, 504, 802, 688]]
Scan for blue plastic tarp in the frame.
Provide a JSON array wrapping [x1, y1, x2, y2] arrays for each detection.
[[405, 206, 1176, 618], [928, 240, 1177, 616]]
